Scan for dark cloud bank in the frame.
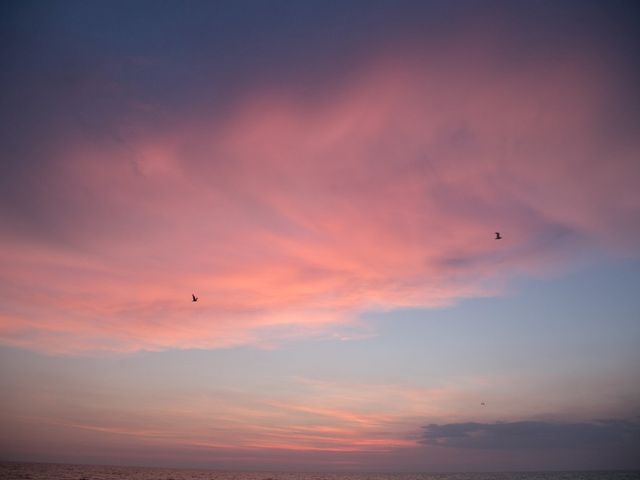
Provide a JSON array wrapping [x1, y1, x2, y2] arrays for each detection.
[[422, 419, 640, 450]]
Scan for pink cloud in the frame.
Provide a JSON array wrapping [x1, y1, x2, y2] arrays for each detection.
[[1, 47, 638, 354]]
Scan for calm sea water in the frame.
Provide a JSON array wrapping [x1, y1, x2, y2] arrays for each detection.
[[0, 463, 638, 480]]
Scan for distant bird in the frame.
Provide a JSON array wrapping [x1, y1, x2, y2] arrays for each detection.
[[192, 294, 198, 302], [495, 232, 502, 240], [481, 402, 486, 406]]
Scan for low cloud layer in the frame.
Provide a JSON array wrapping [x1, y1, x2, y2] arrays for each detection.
[[421, 419, 640, 450]]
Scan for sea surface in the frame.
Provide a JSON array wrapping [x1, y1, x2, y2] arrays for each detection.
[[0, 463, 639, 480]]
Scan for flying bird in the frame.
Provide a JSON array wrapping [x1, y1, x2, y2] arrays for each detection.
[[192, 294, 198, 302], [495, 232, 502, 240], [481, 402, 486, 406]]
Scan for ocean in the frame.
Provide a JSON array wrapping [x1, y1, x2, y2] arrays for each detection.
[[0, 463, 639, 480]]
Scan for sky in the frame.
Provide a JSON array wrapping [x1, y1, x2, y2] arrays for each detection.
[[1, 0, 639, 472]]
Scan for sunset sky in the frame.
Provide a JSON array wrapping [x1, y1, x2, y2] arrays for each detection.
[[1, 0, 639, 472]]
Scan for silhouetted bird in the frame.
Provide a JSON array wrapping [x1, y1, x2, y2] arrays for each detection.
[[481, 402, 486, 406], [495, 232, 502, 240], [192, 294, 198, 302]]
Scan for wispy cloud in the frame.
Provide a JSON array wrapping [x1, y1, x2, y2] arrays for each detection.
[[1, 31, 639, 354]]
